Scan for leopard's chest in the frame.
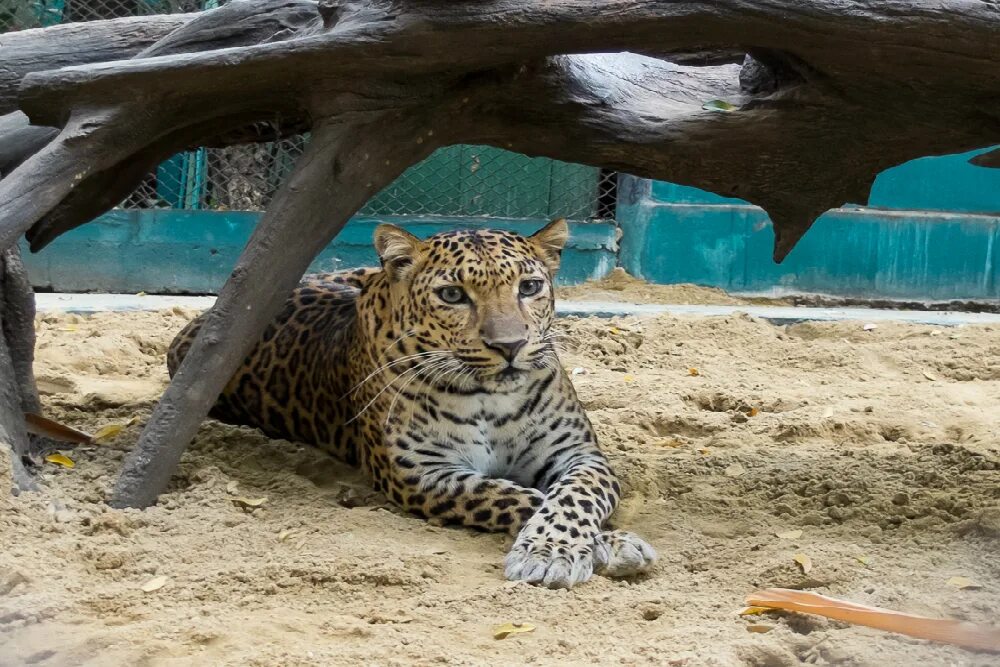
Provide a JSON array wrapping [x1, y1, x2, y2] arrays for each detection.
[[426, 389, 544, 481]]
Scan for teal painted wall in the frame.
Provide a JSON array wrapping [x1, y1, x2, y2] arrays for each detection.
[[620, 147, 1000, 300], [21, 213, 617, 294], [20, 147, 1000, 301]]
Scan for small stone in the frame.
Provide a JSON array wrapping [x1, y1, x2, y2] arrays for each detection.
[[641, 606, 663, 621], [800, 512, 825, 526], [724, 463, 746, 477], [0, 568, 29, 596], [53, 509, 75, 524], [140, 575, 169, 593], [858, 524, 882, 538]]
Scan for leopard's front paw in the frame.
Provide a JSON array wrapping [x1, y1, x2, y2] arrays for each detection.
[[592, 530, 657, 578], [504, 535, 594, 589]]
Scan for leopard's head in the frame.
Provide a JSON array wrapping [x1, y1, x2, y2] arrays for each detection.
[[373, 219, 568, 388]]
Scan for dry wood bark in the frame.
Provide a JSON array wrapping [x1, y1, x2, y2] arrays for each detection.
[[0, 0, 995, 504]]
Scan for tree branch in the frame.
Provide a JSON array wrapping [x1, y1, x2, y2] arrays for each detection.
[[3, 0, 997, 260], [0, 12, 194, 115], [0, 112, 57, 177], [0, 246, 39, 493], [110, 112, 437, 507], [970, 147, 1000, 169], [0, 0, 995, 506], [17, 0, 1000, 126], [465, 54, 1000, 259]]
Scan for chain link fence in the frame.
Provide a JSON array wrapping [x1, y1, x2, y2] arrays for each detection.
[[5, 0, 619, 223]]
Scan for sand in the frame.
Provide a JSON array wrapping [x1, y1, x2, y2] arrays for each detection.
[[2, 303, 999, 666], [556, 268, 788, 306]]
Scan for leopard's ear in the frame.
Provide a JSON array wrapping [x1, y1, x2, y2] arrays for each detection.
[[529, 218, 569, 272], [374, 224, 421, 279]]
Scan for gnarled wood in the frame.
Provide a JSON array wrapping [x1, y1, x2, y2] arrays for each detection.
[[0, 0, 997, 503], [0, 12, 193, 115], [109, 113, 437, 508], [0, 246, 38, 493], [3, 0, 998, 258]]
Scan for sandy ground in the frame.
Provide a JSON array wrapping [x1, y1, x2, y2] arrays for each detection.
[[556, 268, 788, 306], [2, 296, 1000, 666]]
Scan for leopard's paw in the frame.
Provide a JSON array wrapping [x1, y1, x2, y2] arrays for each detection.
[[504, 535, 594, 589], [592, 530, 656, 578]]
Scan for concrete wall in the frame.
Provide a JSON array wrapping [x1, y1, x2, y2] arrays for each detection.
[[618, 147, 1000, 300], [22, 214, 617, 293], [21, 146, 1000, 300]]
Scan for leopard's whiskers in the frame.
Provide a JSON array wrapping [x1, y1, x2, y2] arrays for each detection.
[[386, 356, 457, 425], [346, 353, 449, 424], [343, 348, 443, 399]]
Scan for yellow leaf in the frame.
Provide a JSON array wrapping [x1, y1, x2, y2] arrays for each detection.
[[136, 291, 147, 297], [623, 375, 635, 383], [58, 326, 78, 332], [493, 622, 535, 640], [609, 327, 621, 335], [738, 606, 772, 616], [91, 423, 125, 444], [232, 496, 268, 510], [140, 575, 169, 592], [697, 448, 711, 455], [854, 555, 871, 567], [277, 529, 293, 542], [947, 576, 982, 590], [44, 453, 75, 468], [793, 553, 813, 574], [688, 368, 700, 377], [748, 407, 760, 417], [775, 530, 802, 540], [702, 99, 738, 112], [746, 624, 774, 634]]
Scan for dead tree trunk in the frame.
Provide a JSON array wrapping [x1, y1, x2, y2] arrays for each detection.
[[0, 0, 997, 505], [111, 114, 438, 507], [0, 246, 39, 494]]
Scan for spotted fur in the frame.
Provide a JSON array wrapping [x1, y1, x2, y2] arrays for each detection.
[[168, 220, 655, 588]]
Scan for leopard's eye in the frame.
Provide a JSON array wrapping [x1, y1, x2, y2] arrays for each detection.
[[436, 286, 468, 304], [519, 279, 544, 298]]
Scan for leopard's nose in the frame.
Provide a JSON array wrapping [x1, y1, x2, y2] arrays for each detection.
[[484, 338, 527, 362]]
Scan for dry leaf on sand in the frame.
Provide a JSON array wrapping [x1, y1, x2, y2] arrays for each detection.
[[793, 554, 813, 574], [140, 576, 169, 593], [493, 622, 535, 639], [947, 576, 982, 590], [44, 453, 75, 468], [232, 497, 268, 510]]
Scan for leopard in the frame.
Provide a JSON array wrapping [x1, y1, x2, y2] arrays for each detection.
[[168, 219, 656, 588]]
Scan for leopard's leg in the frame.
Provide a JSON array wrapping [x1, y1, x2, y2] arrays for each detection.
[[592, 529, 658, 577], [384, 460, 545, 532], [383, 439, 654, 588], [503, 446, 653, 588]]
